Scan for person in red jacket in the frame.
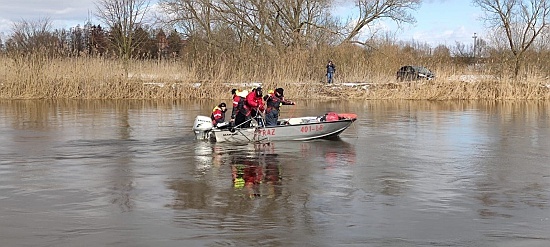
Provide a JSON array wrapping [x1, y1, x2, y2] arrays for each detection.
[[230, 89, 238, 123], [211, 102, 227, 127], [246, 87, 265, 126], [232, 90, 250, 128]]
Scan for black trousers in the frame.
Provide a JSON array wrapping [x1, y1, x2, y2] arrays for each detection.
[[234, 112, 250, 128]]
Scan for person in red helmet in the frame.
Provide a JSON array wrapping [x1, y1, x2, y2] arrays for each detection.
[[263, 88, 295, 126]]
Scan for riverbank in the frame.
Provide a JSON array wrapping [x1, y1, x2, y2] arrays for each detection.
[[2, 79, 549, 100], [1, 57, 549, 100]]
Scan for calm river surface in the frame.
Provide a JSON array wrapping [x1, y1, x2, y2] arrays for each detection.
[[1, 100, 549, 247]]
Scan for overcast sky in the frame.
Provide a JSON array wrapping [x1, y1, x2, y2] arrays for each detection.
[[0, 0, 483, 47], [0, 0, 95, 33]]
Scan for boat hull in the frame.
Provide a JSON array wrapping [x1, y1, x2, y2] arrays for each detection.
[[211, 127, 257, 143], [211, 118, 355, 143]]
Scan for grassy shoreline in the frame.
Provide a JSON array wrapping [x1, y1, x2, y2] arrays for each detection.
[[1, 57, 549, 100]]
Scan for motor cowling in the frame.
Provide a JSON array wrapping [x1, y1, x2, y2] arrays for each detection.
[[193, 116, 213, 140]]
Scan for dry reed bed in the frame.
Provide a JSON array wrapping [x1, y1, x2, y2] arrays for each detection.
[[1, 56, 549, 100]]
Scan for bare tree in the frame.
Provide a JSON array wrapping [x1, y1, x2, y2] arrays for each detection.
[[473, 0, 550, 78], [474, 37, 488, 59], [341, 0, 421, 44], [262, 0, 332, 47], [95, 0, 152, 76], [6, 18, 59, 55], [159, 0, 335, 50], [158, 0, 218, 64], [166, 29, 183, 57], [433, 44, 451, 58], [213, 0, 332, 48], [88, 24, 109, 56], [159, 0, 215, 40]]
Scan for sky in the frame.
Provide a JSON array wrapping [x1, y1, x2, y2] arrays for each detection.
[[396, 0, 484, 46], [0, 0, 484, 47]]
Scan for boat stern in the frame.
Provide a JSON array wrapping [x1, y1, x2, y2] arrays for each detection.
[[192, 116, 213, 140]]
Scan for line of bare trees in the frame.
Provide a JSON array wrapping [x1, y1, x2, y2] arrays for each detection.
[[1, 18, 183, 60], [157, 0, 423, 51], [0, 0, 425, 56], [1, 0, 549, 79]]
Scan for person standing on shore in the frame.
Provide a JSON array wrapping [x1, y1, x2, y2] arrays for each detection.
[[326, 60, 336, 84]]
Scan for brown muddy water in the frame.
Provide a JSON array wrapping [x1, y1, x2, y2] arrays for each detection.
[[1, 100, 549, 247]]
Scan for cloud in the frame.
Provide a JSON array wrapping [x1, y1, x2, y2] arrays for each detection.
[[0, 0, 95, 34], [1, 0, 481, 48], [423, 0, 452, 3], [404, 25, 481, 47], [0, 0, 94, 19]]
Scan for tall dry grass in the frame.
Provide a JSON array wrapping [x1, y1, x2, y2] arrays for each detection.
[[1, 44, 549, 100]]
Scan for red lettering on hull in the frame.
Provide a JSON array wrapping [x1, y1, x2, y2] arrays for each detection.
[[300, 124, 324, 133], [258, 129, 276, 136]]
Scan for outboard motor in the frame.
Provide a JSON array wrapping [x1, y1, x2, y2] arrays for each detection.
[[192, 116, 213, 140]]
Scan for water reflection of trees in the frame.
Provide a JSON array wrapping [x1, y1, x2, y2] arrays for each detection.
[[0, 100, 199, 212], [0, 100, 143, 212], [362, 101, 550, 200], [108, 100, 135, 212], [471, 101, 550, 219], [364, 101, 549, 124]]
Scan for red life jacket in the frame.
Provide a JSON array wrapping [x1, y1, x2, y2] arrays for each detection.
[[211, 106, 225, 124], [245, 91, 264, 116], [232, 95, 240, 108]]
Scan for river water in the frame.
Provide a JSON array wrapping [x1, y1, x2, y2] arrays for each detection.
[[1, 100, 549, 247]]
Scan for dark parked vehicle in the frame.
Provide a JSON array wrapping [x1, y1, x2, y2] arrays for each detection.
[[396, 65, 435, 81]]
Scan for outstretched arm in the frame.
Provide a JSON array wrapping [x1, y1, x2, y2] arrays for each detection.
[[282, 98, 295, 105]]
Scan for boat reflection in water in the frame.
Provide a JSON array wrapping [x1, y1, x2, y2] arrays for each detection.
[[168, 138, 356, 212], [168, 142, 284, 211], [231, 152, 282, 199], [228, 139, 357, 198], [269, 139, 357, 167]]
